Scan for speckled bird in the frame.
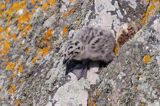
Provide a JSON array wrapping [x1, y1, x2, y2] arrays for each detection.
[[62, 26, 116, 79]]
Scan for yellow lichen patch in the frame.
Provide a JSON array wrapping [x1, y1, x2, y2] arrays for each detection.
[[5, 0, 10, 3], [11, 2, 21, 10], [152, 0, 158, 2], [17, 23, 25, 31], [18, 24, 31, 37], [31, 46, 50, 64], [44, 28, 53, 40], [62, 26, 68, 37], [48, 0, 56, 5], [63, 8, 75, 19], [0, 34, 3, 40], [0, 3, 6, 11], [31, 55, 38, 64], [0, 26, 3, 33], [22, 24, 32, 33], [5, 62, 15, 71], [143, 55, 151, 64], [15, 99, 22, 106], [17, 65, 23, 73], [148, 4, 155, 11], [5, 1, 26, 17], [18, 13, 31, 24], [113, 44, 119, 56], [69, 0, 75, 3], [140, 2, 156, 25], [11, 72, 16, 80], [7, 84, 16, 94], [69, 8, 75, 14], [63, 11, 69, 19], [38, 47, 50, 57], [0, 40, 10, 55], [5, 9, 13, 17], [9, 34, 17, 41], [42, 2, 49, 10]]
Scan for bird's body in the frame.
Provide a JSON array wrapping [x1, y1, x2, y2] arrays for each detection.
[[62, 26, 116, 79], [63, 26, 115, 63]]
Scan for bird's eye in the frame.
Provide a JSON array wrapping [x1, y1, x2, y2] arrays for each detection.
[[75, 41, 79, 45]]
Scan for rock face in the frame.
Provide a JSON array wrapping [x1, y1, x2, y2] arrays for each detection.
[[0, 0, 160, 106], [92, 14, 160, 106]]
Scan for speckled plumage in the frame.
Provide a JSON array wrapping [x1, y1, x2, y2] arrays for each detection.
[[63, 26, 116, 64]]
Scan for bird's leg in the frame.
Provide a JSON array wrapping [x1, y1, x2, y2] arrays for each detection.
[[81, 67, 88, 79]]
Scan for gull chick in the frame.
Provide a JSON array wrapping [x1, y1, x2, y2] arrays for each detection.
[[62, 26, 116, 79]]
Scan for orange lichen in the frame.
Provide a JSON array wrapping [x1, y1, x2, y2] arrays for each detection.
[[143, 55, 151, 64], [18, 13, 31, 24], [38, 47, 50, 57], [0, 26, 2, 33], [5, 62, 15, 71], [63, 11, 69, 19], [0, 34, 3, 40], [31, 46, 50, 64], [62, 26, 68, 37], [17, 23, 25, 31], [17, 65, 23, 73], [7, 84, 16, 94], [0, 3, 5, 11], [0, 40, 10, 55], [48, 0, 56, 5], [5, 1, 26, 17], [9, 34, 17, 41], [148, 4, 155, 11], [69, 0, 75, 3], [18, 24, 31, 37], [140, 3, 156, 25], [44, 28, 53, 40], [152, 0, 158, 2], [15, 99, 22, 106], [42, 2, 49, 10], [11, 2, 21, 10], [113, 44, 119, 56], [23, 24, 32, 32], [63, 8, 75, 19], [5, 0, 10, 3], [69, 8, 75, 14], [11, 72, 16, 80], [31, 55, 38, 64]]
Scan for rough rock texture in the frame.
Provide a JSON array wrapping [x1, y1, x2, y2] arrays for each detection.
[[0, 0, 160, 106], [91, 14, 160, 106]]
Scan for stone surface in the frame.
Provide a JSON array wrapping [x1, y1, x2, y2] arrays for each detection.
[[93, 14, 160, 106], [0, 0, 160, 106]]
